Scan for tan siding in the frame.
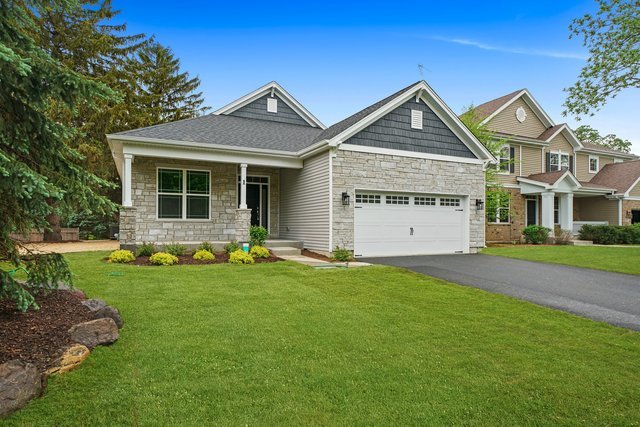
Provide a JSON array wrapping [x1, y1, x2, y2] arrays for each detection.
[[629, 181, 640, 197], [575, 197, 618, 225], [521, 145, 543, 176], [495, 143, 520, 184], [279, 151, 331, 251], [548, 133, 574, 154], [575, 153, 615, 181], [486, 98, 547, 138]]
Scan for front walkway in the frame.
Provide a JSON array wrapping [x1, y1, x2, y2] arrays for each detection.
[[365, 254, 640, 331], [22, 240, 119, 254]]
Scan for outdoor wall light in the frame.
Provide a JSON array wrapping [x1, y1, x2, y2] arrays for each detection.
[[476, 199, 485, 210], [342, 192, 350, 206]]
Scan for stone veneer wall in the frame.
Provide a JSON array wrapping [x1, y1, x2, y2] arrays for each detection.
[[119, 207, 137, 250], [622, 200, 640, 225], [128, 157, 279, 244], [331, 150, 486, 251], [485, 188, 526, 243]]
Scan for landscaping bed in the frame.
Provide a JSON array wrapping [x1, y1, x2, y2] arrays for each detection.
[[128, 252, 281, 266]]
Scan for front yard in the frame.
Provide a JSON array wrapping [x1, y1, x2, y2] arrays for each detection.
[[5, 252, 640, 425], [482, 245, 640, 275]]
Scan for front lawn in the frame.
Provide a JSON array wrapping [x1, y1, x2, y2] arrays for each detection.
[[5, 252, 640, 425], [482, 245, 640, 275]]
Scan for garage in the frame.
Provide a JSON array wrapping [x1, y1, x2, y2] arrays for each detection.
[[353, 192, 468, 257]]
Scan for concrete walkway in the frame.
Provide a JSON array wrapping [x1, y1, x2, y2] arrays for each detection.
[[364, 254, 640, 331]]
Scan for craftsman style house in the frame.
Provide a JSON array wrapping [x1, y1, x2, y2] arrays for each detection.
[[470, 89, 640, 242]]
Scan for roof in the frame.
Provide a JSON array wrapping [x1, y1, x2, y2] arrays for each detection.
[[114, 114, 323, 153], [468, 89, 524, 121], [580, 141, 636, 156], [588, 160, 640, 193], [312, 81, 421, 143], [537, 124, 565, 141], [525, 170, 568, 185], [578, 181, 616, 190]]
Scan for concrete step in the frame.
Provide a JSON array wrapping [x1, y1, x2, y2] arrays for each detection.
[[265, 239, 304, 249], [569, 239, 593, 246], [269, 246, 302, 256]]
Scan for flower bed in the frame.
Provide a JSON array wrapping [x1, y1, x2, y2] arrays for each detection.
[[130, 251, 281, 266]]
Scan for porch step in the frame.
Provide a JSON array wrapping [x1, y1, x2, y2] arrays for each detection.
[[569, 239, 593, 246], [269, 246, 302, 256], [265, 239, 304, 249]]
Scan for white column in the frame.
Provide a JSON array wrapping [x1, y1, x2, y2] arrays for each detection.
[[558, 193, 574, 232], [540, 191, 555, 235], [122, 154, 134, 207], [239, 163, 248, 209]]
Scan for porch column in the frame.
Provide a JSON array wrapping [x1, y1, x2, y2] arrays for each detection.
[[122, 153, 134, 207], [541, 191, 555, 235], [558, 193, 574, 232], [239, 163, 248, 209]]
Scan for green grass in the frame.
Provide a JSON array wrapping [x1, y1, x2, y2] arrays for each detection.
[[5, 252, 640, 425], [482, 245, 640, 275]]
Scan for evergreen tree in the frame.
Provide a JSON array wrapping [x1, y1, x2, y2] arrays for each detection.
[[0, 0, 117, 310]]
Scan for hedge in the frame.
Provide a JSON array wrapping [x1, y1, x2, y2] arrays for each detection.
[[578, 224, 640, 245]]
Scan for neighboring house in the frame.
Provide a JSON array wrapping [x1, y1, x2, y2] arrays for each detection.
[[470, 89, 640, 242], [107, 80, 495, 257]]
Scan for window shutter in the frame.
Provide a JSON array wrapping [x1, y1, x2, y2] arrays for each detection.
[[545, 152, 551, 172], [509, 147, 515, 174], [569, 155, 574, 174], [411, 110, 423, 130]]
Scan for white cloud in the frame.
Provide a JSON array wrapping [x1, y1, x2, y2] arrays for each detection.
[[432, 36, 587, 60]]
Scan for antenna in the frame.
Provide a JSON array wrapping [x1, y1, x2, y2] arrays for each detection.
[[417, 64, 424, 77]]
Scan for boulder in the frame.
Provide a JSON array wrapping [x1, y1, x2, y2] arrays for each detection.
[[94, 305, 124, 329], [68, 318, 119, 349], [81, 298, 107, 312], [46, 344, 90, 376], [0, 360, 42, 417]]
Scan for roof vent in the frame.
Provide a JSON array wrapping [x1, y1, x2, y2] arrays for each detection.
[[267, 97, 278, 113], [515, 106, 527, 123], [411, 109, 423, 130]]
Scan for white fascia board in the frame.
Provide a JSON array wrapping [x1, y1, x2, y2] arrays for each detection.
[[556, 170, 582, 188], [517, 177, 552, 190], [328, 81, 496, 163], [108, 138, 124, 178], [624, 176, 640, 197], [544, 124, 583, 150], [493, 133, 548, 147], [297, 140, 330, 158], [212, 81, 326, 129], [480, 89, 555, 129], [339, 143, 485, 165]]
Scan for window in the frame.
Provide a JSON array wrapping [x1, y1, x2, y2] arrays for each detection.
[[158, 168, 210, 219], [267, 97, 277, 113], [440, 198, 461, 207], [550, 152, 570, 171], [414, 196, 436, 206], [410, 109, 423, 130], [589, 155, 599, 173], [487, 193, 510, 223], [386, 195, 409, 205], [554, 197, 559, 224], [355, 194, 381, 204], [498, 145, 510, 173]]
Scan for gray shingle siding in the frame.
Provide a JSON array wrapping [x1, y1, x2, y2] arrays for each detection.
[[229, 94, 311, 127], [345, 100, 476, 158]]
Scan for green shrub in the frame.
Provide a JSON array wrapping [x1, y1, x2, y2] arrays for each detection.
[[149, 252, 179, 266], [554, 229, 574, 245], [579, 224, 640, 245], [249, 245, 270, 258], [249, 226, 268, 246], [224, 240, 240, 253], [229, 249, 254, 265], [332, 246, 352, 262], [164, 242, 186, 256], [193, 249, 215, 261], [136, 242, 156, 257], [197, 241, 214, 253], [109, 249, 135, 263], [522, 225, 551, 244]]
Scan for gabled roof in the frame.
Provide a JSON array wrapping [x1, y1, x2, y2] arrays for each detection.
[[525, 170, 568, 185], [518, 170, 582, 190], [213, 81, 325, 129], [580, 141, 638, 157], [537, 124, 565, 141], [537, 123, 583, 149], [588, 160, 640, 194], [471, 89, 555, 128], [470, 89, 524, 121]]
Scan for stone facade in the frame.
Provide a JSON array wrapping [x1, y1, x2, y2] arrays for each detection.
[[119, 207, 137, 250], [235, 209, 252, 242], [124, 157, 279, 246], [331, 150, 486, 251], [622, 200, 640, 225], [485, 188, 526, 243]]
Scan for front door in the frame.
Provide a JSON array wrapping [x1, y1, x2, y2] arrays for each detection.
[[632, 210, 640, 225], [238, 176, 269, 229], [526, 198, 538, 226]]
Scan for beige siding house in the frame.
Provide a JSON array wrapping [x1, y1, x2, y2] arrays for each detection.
[[471, 89, 640, 242]]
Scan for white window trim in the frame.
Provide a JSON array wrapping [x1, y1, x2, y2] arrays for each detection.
[[497, 144, 511, 175], [549, 151, 570, 172], [488, 194, 511, 224], [589, 155, 599, 173], [156, 167, 211, 221]]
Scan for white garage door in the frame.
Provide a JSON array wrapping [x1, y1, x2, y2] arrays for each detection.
[[354, 192, 467, 257]]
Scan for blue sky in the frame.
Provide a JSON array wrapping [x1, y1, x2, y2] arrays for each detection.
[[113, 0, 639, 152]]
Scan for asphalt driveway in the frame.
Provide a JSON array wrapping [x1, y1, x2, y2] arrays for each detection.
[[364, 254, 640, 331]]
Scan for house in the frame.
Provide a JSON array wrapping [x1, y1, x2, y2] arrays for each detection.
[[107, 80, 495, 257], [469, 89, 640, 242]]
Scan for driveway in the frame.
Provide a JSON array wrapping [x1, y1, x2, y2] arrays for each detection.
[[364, 254, 640, 331]]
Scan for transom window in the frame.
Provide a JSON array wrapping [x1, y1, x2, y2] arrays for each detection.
[[157, 168, 210, 219], [355, 194, 381, 204], [440, 198, 461, 207], [487, 193, 510, 224], [589, 156, 599, 173], [386, 195, 410, 205], [415, 196, 436, 206], [550, 152, 570, 171]]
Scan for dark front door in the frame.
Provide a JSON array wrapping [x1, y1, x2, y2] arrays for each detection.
[[238, 179, 269, 229], [526, 199, 537, 226], [632, 210, 640, 225], [246, 184, 261, 227]]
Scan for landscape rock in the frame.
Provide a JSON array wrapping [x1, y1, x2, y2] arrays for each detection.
[[0, 360, 42, 418], [45, 344, 91, 376], [68, 318, 119, 349], [81, 298, 107, 312], [94, 305, 124, 329]]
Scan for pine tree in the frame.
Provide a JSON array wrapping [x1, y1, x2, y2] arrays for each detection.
[[0, 0, 117, 310]]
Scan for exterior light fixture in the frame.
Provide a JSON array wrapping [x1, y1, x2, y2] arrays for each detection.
[[342, 192, 350, 206], [476, 199, 485, 210]]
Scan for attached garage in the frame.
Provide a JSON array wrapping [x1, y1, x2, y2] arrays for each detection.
[[353, 192, 469, 257]]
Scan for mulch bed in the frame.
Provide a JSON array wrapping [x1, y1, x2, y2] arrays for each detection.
[[301, 249, 334, 262], [130, 252, 281, 266], [0, 289, 93, 372]]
